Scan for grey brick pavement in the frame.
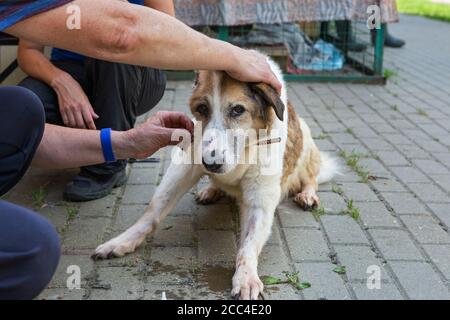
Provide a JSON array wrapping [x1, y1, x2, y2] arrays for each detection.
[[4, 15, 450, 300]]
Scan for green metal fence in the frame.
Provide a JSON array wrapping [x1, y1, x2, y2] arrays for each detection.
[[168, 21, 386, 84]]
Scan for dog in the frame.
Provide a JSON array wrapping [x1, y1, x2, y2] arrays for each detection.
[[92, 56, 338, 300]]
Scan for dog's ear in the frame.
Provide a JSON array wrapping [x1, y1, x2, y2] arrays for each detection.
[[250, 83, 285, 121]]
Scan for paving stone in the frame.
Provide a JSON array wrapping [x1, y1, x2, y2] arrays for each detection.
[[428, 203, 450, 229], [369, 229, 424, 261], [371, 178, 407, 193], [402, 215, 450, 244], [423, 244, 450, 280], [143, 284, 196, 300], [375, 150, 410, 166], [295, 262, 351, 300], [38, 205, 70, 233], [63, 217, 110, 250], [198, 230, 236, 266], [113, 205, 147, 232], [408, 183, 450, 203], [381, 192, 427, 214], [317, 192, 348, 213], [122, 185, 156, 204], [341, 183, 379, 202], [152, 215, 196, 247], [36, 288, 85, 300], [351, 282, 403, 300], [197, 203, 234, 230], [359, 137, 394, 151], [390, 262, 450, 300], [277, 201, 318, 228], [89, 267, 143, 300], [49, 255, 94, 288], [284, 229, 330, 262], [430, 174, 450, 192], [128, 168, 159, 185], [356, 202, 400, 228], [334, 245, 390, 281], [412, 159, 449, 175], [77, 195, 116, 219], [259, 245, 291, 279], [391, 166, 431, 184], [321, 215, 369, 244]]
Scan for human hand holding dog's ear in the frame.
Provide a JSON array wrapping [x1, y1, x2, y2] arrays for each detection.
[[226, 49, 282, 95], [125, 111, 194, 159]]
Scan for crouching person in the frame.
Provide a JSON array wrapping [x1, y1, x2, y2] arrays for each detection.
[[18, 0, 173, 202]]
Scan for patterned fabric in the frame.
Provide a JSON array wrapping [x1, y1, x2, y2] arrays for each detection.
[[0, 0, 73, 31], [174, 0, 399, 26]]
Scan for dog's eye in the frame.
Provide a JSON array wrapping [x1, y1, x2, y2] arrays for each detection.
[[196, 104, 209, 117], [230, 105, 246, 117]]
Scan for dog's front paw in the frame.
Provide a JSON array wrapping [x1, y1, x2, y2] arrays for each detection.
[[294, 191, 320, 210], [195, 185, 224, 205], [231, 268, 264, 300], [91, 235, 144, 260]]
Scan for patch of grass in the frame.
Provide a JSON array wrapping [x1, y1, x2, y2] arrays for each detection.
[[261, 271, 311, 291], [417, 108, 429, 117], [31, 186, 47, 209], [390, 105, 398, 111], [332, 185, 344, 196], [398, 0, 450, 23], [66, 207, 78, 221], [340, 200, 360, 221], [383, 68, 398, 79], [333, 266, 347, 275], [339, 150, 370, 183], [311, 206, 325, 220], [314, 133, 329, 140], [345, 128, 353, 134]]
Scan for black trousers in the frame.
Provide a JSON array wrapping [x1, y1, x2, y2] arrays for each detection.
[[19, 59, 166, 174], [0, 86, 60, 300]]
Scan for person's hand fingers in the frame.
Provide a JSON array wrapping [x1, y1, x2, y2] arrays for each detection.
[[61, 110, 70, 127], [74, 110, 86, 129], [157, 111, 194, 133], [89, 106, 99, 120], [66, 111, 77, 128], [82, 107, 97, 130]]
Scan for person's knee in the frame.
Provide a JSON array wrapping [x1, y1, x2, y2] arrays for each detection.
[[0, 202, 61, 300], [9, 86, 45, 131]]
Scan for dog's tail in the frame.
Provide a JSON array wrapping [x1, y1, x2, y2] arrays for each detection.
[[317, 152, 340, 185]]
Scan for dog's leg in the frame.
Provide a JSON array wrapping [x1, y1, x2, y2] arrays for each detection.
[[195, 182, 224, 205], [294, 176, 319, 210], [232, 180, 281, 300], [92, 161, 203, 259]]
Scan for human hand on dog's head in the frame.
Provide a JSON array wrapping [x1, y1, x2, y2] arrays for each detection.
[[225, 49, 282, 95], [124, 111, 194, 159]]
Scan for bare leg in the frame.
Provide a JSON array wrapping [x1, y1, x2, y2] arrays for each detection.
[[92, 161, 203, 259]]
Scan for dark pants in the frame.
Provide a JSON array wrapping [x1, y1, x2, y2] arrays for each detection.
[[0, 86, 61, 300], [19, 59, 166, 174]]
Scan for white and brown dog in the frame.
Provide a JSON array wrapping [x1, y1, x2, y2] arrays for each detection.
[[92, 56, 338, 300]]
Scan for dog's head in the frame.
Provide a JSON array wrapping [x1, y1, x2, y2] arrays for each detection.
[[189, 70, 285, 174]]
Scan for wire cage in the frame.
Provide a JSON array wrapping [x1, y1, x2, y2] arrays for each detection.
[[168, 20, 386, 84]]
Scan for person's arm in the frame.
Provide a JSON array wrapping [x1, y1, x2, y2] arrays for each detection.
[[18, 39, 98, 129], [5, 0, 281, 92], [144, 0, 175, 17], [33, 111, 193, 169]]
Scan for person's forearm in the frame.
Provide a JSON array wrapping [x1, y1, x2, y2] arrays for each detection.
[[7, 0, 238, 72], [18, 44, 66, 87], [33, 124, 142, 169]]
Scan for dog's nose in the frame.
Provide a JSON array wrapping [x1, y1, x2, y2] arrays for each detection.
[[202, 158, 223, 173]]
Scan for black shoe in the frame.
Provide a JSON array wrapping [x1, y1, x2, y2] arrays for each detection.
[[335, 20, 367, 52], [63, 162, 128, 202], [384, 31, 405, 48], [371, 26, 405, 48]]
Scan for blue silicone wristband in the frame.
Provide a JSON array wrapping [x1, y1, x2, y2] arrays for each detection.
[[100, 128, 116, 163]]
